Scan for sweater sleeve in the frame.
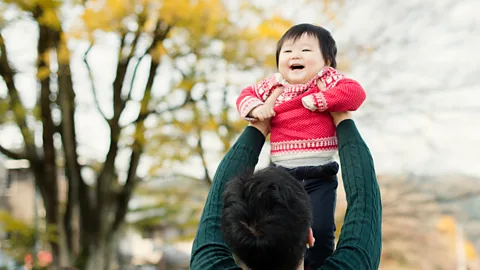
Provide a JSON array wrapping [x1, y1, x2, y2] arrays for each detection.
[[301, 68, 366, 112], [190, 126, 266, 270], [320, 120, 382, 270], [236, 73, 283, 119]]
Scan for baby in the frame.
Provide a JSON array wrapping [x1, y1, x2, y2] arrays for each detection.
[[236, 23, 366, 268]]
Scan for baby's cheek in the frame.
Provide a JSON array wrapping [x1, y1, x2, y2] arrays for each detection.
[[307, 58, 324, 68], [306, 61, 324, 75], [278, 62, 289, 74]]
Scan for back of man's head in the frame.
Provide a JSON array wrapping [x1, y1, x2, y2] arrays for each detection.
[[221, 167, 312, 270]]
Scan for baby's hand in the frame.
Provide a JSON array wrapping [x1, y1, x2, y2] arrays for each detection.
[[315, 78, 327, 91], [316, 67, 344, 91], [251, 104, 275, 121]]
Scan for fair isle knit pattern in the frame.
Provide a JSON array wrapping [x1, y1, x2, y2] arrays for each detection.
[[236, 67, 366, 163]]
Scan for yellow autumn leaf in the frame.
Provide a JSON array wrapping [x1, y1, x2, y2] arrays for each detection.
[[257, 15, 292, 40], [37, 7, 60, 29], [465, 240, 477, 260], [177, 78, 196, 91], [150, 43, 167, 60], [37, 66, 50, 80], [437, 215, 456, 234]]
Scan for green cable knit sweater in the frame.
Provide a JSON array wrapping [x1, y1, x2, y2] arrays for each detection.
[[190, 120, 382, 270]]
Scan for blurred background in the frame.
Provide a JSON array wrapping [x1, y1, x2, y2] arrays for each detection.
[[0, 0, 478, 269]]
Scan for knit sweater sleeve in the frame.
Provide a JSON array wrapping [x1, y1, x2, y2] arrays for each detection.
[[190, 126, 266, 270], [301, 68, 366, 112], [236, 73, 283, 119], [320, 120, 382, 270]]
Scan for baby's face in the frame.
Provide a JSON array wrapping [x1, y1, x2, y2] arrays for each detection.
[[278, 34, 326, 85]]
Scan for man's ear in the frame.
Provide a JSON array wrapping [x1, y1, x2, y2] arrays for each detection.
[[307, 228, 315, 248], [234, 254, 249, 270]]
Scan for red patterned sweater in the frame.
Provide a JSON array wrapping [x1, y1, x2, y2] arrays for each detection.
[[236, 67, 366, 164]]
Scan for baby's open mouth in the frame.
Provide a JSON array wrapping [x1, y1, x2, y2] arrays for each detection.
[[290, 64, 305, 70]]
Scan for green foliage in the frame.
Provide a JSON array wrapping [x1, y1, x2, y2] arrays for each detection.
[[0, 98, 11, 125], [0, 210, 35, 263], [0, 211, 58, 266]]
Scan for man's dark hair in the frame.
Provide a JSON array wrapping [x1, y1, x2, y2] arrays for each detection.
[[276, 23, 337, 69], [221, 167, 312, 270]]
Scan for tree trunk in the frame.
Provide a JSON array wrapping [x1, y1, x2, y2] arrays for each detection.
[[85, 242, 107, 270], [82, 230, 119, 270], [34, 6, 62, 267]]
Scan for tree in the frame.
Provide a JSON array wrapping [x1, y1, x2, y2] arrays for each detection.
[[144, 15, 292, 183], [0, 0, 292, 268]]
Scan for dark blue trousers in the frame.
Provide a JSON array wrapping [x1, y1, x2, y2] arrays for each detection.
[[272, 161, 339, 269]]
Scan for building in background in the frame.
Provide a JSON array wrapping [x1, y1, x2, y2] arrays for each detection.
[[0, 159, 34, 267], [1, 159, 39, 224], [0, 158, 63, 268]]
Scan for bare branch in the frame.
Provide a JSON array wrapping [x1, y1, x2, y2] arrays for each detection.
[[124, 11, 148, 102], [112, 31, 129, 118], [95, 30, 139, 227], [147, 22, 173, 54], [193, 105, 212, 184], [126, 54, 147, 103], [121, 96, 192, 128], [120, 22, 177, 128], [125, 21, 174, 104], [83, 44, 109, 122], [109, 17, 174, 231], [109, 148, 140, 235], [0, 144, 26, 160], [94, 26, 153, 230], [110, 48, 161, 235], [218, 86, 238, 152], [0, 32, 37, 159], [57, 38, 92, 256]]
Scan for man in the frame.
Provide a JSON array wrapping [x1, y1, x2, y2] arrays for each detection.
[[190, 112, 382, 270]]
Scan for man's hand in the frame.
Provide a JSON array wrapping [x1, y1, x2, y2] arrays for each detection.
[[250, 103, 275, 121], [330, 111, 352, 127], [249, 118, 271, 138]]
